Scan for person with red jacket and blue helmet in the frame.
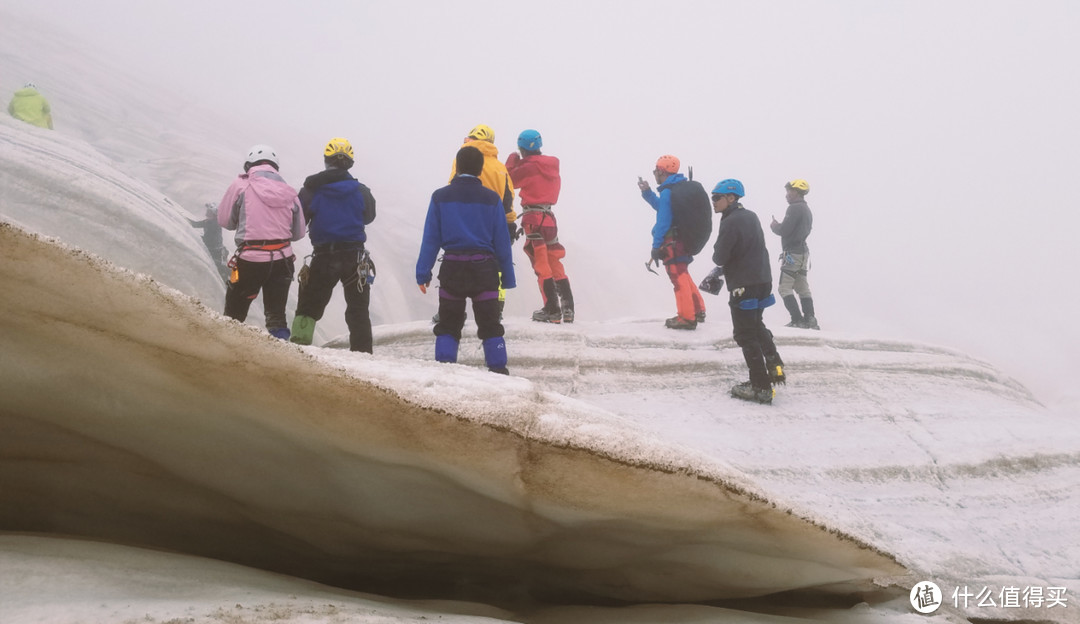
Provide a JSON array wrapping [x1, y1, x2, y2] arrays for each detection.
[[707, 178, 784, 405], [289, 137, 377, 353], [217, 144, 306, 340], [418, 145, 517, 374], [638, 155, 706, 330], [505, 129, 575, 324]]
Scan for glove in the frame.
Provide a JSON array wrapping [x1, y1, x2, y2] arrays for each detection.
[[508, 222, 520, 242], [650, 247, 665, 262], [699, 266, 725, 295]]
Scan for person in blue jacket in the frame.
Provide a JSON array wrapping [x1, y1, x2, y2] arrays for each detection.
[[290, 137, 377, 352], [638, 154, 707, 329], [416, 145, 516, 374]]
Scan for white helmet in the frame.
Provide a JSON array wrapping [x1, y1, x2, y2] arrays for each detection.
[[244, 144, 279, 169]]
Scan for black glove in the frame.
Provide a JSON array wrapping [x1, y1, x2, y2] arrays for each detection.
[[650, 247, 665, 262], [508, 222, 520, 242], [699, 266, 725, 295]]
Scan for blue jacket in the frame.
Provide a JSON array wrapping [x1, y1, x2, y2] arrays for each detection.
[[299, 168, 376, 246], [641, 172, 687, 249], [416, 176, 516, 288]]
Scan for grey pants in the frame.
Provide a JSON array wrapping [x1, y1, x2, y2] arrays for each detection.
[[778, 251, 812, 299]]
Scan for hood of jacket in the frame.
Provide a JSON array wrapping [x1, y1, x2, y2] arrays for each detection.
[[464, 139, 500, 159], [245, 164, 297, 206]]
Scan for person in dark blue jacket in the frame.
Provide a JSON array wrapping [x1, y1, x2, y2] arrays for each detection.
[[290, 137, 377, 352], [417, 145, 516, 374]]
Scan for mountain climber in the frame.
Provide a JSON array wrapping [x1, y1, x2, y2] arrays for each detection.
[[186, 202, 229, 282], [217, 144, 305, 340], [708, 179, 784, 404], [418, 145, 516, 374], [8, 83, 53, 129], [505, 129, 574, 323], [289, 137, 377, 353], [445, 124, 517, 320], [771, 179, 818, 329], [638, 155, 710, 329]]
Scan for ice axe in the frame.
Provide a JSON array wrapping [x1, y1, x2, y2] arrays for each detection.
[[645, 257, 661, 275]]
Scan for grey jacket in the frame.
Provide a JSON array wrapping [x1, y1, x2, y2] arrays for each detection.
[[770, 199, 812, 253]]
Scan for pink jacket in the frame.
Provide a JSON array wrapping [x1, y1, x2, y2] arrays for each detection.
[[217, 164, 306, 262]]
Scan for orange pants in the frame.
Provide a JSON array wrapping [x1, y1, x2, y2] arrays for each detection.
[[662, 238, 705, 322], [522, 208, 567, 304]]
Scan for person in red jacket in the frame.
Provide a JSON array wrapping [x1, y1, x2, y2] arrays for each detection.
[[505, 129, 574, 323]]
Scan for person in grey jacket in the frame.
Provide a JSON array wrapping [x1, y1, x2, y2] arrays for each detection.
[[770, 178, 818, 329], [708, 179, 784, 405]]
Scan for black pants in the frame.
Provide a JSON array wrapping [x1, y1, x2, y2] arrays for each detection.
[[224, 256, 295, 331], [729, 283, 780, 389], [295, 247, 372, 353], [435, 256, 504, 342]]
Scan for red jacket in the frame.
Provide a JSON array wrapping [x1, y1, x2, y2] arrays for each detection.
[[505, 152, 561, 206]]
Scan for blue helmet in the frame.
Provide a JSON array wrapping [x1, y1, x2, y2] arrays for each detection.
[[517, 129, 542, 151], [712, 179, 744, 198]]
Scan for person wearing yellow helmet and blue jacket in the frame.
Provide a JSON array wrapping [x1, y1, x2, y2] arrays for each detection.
[[290, 137, 377, 352]]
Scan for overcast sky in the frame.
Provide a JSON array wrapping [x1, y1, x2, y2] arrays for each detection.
[[6, 0, 1080, 401]]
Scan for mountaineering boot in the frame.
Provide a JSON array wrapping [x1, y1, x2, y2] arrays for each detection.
[[555, 278, 575, 323], [665, 315, 697, 330], [532, 279, 562, 324], [435, 335, 459, 363], [731, 381, 774, 405], [289, 315, 316, 345], [695, 310, 706, 323], [782, 295, 805, 328], [766, 354, 786, 385], [801, 297, 819, 330], [482, 336, 509, 375], [269, 327, 291, 340]]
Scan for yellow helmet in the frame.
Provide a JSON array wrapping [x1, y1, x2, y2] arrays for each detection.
[[467, 124, 495, 142], [324, 137, 354, 159], [785, 178, 810, 194]]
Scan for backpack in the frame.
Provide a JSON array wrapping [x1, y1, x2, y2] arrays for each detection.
[[668, 177, 712, 256]]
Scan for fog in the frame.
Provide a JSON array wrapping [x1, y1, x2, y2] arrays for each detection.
[[7, 0, 1080, 403]]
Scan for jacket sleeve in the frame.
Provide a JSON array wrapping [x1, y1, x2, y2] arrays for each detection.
[[502, 177, 517, 224], [415, 197, 442, 285], [712, 221, 736, 267], [361, 184, 377, 224], [649, 188, 673, 249], [217, 180, 243, 230], [492, 200, 516, 289], [504, 153, 533, 189], [771, 205, 796, 236], [298, 187, 314, 223], [290, 197, 306, 241]]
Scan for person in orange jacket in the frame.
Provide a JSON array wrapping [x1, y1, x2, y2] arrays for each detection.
[[505, 129, 574, 323]]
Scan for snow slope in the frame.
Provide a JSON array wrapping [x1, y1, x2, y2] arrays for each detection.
[[0, 221, 904, 604]]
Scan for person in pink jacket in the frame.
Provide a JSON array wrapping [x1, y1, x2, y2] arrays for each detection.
[[217, 144, 306, 339]]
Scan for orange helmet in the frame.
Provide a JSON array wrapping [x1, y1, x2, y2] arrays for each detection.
[[655, 155, 680, 174]]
